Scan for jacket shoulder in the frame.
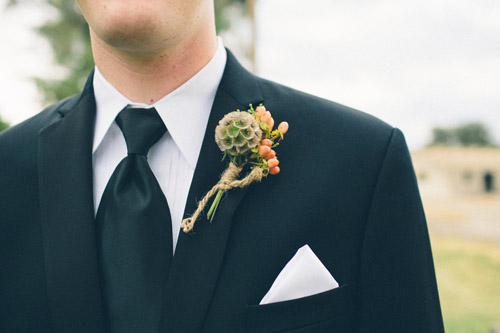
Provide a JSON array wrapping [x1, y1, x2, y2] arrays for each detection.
[[0, 94, 78, 141], [0, 94, 79, 166], [255, 77, 395, 150]]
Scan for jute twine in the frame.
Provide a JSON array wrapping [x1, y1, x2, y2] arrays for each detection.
[[181, 162, 264, 233]]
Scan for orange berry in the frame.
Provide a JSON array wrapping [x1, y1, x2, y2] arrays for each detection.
[[265, 149, 276, 159], [267, 117, 275, 130], [261, 111, 272, 123], [278, 122, 289, 134], [255, 106, 266, 118], [269, 166, 280, 175], [267, 158, 279, 168], [261, 139, 273, 147], [259, 145, 271, 156]]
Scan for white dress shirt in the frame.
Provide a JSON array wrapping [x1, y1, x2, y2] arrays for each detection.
[[92, 39, 227, 251]]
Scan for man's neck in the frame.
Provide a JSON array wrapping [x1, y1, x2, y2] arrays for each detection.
[[90, 27, 218, 105]]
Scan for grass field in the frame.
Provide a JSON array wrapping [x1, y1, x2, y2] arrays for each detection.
[[431, 235, 500, 332]]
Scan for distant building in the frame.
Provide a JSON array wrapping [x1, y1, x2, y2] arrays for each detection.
[[411, 147, 500, 197]]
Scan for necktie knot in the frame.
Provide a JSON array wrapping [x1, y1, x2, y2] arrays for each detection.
[[116, 106, 166, 156]]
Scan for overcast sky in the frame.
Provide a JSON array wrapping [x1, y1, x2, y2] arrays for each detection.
[[1, 0, 499, 149]]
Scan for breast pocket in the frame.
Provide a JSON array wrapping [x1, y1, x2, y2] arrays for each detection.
[[244, 284, 351, 332]]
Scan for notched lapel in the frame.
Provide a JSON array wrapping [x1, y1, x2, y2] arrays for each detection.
[[160, 51, 264, 332], [38, 73, 106, 332]]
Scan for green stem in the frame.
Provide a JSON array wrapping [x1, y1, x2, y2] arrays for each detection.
[[207, 189, 224, 222]]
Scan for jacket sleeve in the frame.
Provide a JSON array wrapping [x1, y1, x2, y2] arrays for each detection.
[[355, 128, 444, 332]]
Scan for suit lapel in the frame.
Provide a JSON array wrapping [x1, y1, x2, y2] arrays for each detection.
[[160, 51, 264, 332], [38, 73, 106, 332], [39, 52, 262, 332]]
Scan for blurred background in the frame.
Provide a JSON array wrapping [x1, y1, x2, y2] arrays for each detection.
[[1, 0, 499, 331]]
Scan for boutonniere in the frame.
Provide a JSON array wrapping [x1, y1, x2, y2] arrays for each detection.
[[181, 104, 289, 233]]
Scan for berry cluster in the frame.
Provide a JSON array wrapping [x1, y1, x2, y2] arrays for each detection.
[[252, 105, 288, 175]]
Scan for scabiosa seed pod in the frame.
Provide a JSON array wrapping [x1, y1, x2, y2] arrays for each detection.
[[215, 111, 262, 156]]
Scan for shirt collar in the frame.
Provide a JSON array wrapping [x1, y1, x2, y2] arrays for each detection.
[[92, 37, 227, 168]]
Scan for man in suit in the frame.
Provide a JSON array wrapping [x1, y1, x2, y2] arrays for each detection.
[[0, 0, 443, 332]]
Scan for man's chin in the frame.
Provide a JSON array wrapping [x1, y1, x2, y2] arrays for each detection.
[[95, 28, 169, 56]]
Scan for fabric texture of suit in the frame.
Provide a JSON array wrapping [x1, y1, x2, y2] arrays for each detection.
[[0, 50, 443, 332]]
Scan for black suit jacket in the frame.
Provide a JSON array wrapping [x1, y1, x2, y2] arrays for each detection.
[[0, 51, 443, 332]]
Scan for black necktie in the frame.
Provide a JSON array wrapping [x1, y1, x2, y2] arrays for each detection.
[[96, 106, 172, 332]]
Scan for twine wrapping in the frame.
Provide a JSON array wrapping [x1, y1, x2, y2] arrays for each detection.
[[181, 162, 264, 233]]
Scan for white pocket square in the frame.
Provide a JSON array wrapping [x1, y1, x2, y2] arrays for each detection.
[[260, 244, 339, 305]]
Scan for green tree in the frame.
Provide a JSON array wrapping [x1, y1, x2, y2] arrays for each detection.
[[429, 127, 454, 146], [35, 1, 92, 104], [7, 0, 93, 104], [429, 122, 494, 147], [7, 0, 251, 105], [215, 0, 246, 32], [0, 116, 9, 132], [454, 122, 492, 146]]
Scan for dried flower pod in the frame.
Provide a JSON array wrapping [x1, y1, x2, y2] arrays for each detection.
[[215, 111, 262, 156]]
